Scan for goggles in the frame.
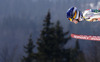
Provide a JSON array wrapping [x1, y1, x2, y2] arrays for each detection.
[[68, 11, 77, 22]]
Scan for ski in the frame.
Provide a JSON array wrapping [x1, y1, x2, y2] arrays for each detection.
[[71, 33, 100, 41]]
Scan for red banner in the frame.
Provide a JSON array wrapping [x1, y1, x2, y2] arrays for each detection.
[[71, 33, 100, 41]]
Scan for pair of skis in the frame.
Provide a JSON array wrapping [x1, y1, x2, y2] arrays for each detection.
[[71, 33, 100, 41]]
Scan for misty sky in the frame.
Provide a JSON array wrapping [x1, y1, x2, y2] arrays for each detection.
[[0, 0, 100, 62]]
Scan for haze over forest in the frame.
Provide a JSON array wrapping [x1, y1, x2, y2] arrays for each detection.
[[0, 0, 100, 62]]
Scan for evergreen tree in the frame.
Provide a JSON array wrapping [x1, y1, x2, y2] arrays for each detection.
[[37, 11, 54, 62], [69, 40, 85, 62], [22, 34, 35, 62], [53, 20, 70, 62], [37, 10, 70, 62]]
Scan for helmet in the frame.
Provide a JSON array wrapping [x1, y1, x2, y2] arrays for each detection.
[[66, 7, 77, 21]]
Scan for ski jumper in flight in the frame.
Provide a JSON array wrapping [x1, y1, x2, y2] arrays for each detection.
[[66, 7, 100, 24]]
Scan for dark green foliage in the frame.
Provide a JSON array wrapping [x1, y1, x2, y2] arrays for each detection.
[[69, 40, 85, 62], [54, 20, 71, 62], [22, 34, 35, 62], [37, 11, 55, 62], [37, 11, 70, 62]]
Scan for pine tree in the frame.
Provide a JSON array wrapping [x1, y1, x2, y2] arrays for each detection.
[[22, 34, 35, 62], [69, 40, 85, 62], [37, 10, 71, 62], [37, 11, 54, 62], [53, 20, 70, 62]]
